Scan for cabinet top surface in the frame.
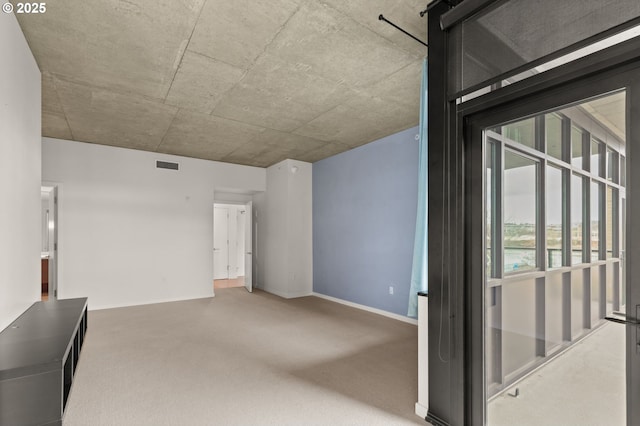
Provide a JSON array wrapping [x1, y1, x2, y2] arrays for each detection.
[[0, 298, 87, 378]]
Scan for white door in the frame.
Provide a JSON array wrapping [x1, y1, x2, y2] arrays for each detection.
[[244, 201, 253, 292], [213, 207, 229, 280], [50, 186, 58, 298]]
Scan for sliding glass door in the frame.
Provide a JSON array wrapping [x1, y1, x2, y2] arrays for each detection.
[[466, 65, 640, 425], [483, 91, 627, 425]]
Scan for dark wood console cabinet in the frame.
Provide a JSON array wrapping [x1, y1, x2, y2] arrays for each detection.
[[0, 298, 88, 426]]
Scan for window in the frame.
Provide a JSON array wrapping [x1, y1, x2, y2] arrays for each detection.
[[591, 139, 602, 176], [606, 186, 614, 259], [546, 114, 563, 161], [484, 92, 624, 274], [606, 148, 616, 182], [486, 141, 496, 277], [504, 150, 538, 273], [571, 126, 584, 169], [591, 181, 602, 261], [571, 174, 584, 264], [546, 166, 563, 268], [482, 91, 627, 416], [503, 118, 536, 149]]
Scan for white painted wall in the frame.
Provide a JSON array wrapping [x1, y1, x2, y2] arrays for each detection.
[[253, 192, 266, 289], [287, 160, 313, 297], [213, 207, 230, 280], [258, 159, 312, 298], [0, 14, 41, 330], [42, 138, 265, 310], [259, 163, 288, 295]]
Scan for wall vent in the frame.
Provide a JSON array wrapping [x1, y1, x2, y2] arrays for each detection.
[[156, 160, 179, 170]]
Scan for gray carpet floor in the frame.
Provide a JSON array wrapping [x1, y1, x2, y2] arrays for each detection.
[[64, 288, 426, 426]]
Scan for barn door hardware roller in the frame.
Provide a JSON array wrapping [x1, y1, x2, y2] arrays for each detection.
[[420, 0, 455, 17]]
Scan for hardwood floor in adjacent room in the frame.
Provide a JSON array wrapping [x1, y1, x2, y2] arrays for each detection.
[[214, 276, 245, 289]]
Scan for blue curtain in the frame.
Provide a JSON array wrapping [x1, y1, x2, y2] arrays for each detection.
[[408, 59, 428, 318]]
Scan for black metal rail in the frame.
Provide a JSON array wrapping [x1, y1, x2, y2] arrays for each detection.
[[378, 14, 428, 48]]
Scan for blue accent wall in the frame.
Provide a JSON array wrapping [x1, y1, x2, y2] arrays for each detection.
[[313, 126, 419, 316]]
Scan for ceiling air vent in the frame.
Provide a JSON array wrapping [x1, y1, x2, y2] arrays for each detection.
[[156, 160, 179, 171]]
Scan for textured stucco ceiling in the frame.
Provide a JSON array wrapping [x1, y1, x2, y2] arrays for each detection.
[[14, 0, 426, 167]]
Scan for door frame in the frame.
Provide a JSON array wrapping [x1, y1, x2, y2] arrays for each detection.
[[213, 205, 230, 282], [212, 198, 254, 293], [460, 38, 640, 425], [41, 182, 59, 300], [243, 201, 253, 293]]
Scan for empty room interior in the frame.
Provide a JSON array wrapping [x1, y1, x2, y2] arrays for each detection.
[[2, 1, 640, 426]]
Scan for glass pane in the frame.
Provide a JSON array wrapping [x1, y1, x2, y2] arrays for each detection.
[[546, 114, 563, 161], [621, 156, 627, 187], [486, 90, 626, 426], [622, 196, 626, 306], [571, 127, 584, 169], [503, 118, 536, 149], [453, 0, 640, 96], [486, 141, 495, 277], [504, 151, 537, 273], [607, 186, 614, 259], [546, 166, 563, 268], [571, 174, 584, 264], [606, 148, 616, 182], [591, 139, 602, 176], [591, 181, 601, 261]]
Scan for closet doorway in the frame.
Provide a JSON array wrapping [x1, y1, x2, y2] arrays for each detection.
[[41, 185, 58, 301], [213, 202, 253, 293]]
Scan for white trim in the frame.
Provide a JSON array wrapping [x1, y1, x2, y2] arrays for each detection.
[[311, 292, 418, 325], [415, 402, 429, 419], [417, 295, 429, 418]]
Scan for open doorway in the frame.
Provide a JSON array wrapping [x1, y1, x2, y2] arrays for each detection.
[[213, 201, 253, 293], [480, 90, 627, 425], [41, 185, 58, 301]]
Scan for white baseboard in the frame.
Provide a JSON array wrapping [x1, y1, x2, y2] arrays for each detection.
[[417, 295, 429, 419], [311, 292, 418, 325], [415, 402, 429, 419]]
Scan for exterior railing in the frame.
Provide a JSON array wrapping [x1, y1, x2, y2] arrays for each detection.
[[497, 247, 610, 272]]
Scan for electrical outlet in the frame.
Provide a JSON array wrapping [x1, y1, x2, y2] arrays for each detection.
[[389, 285, 394, 295]]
